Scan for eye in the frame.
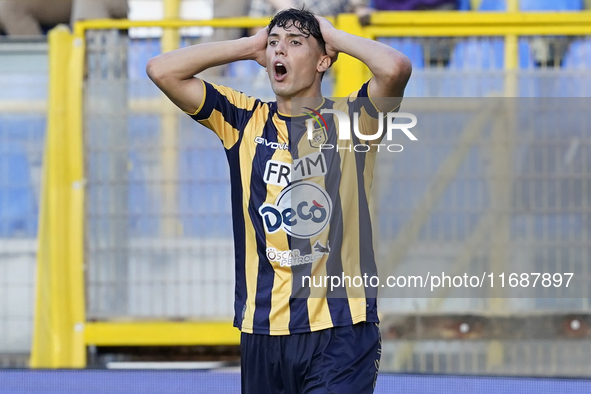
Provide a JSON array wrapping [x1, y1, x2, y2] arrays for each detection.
[[291, 40, 301, 45], [269, 40, 278, 46]]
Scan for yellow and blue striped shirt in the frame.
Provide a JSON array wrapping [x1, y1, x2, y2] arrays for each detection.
[[189, 79, 383, 335]]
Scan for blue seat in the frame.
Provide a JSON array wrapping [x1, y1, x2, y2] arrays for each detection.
[[128, 151, 160, 237], [178, 148, 232, 237], [451, 38, 504, 69], [381, 38, 425, 68], [0, 142, 36, 237], [520, 0, 583, 96], [126, 115, 161, 236], [376, 37, 427, 96], [550, 39, 591, 96], [563, 39, 591, 68], [128, 39, 163, 99], [225, 61, 274, 95], [128, 39, 161, 81], [458, 0, 471, 10], [380, 38, 426, 96], [177, 120, 232, 237], [444, 38, 504, 96], [520, 0, 582, 11], [517, 39, 546, 96], [227, 60, 262, 78], [480, 0, 582, 11], [448, 33, 568, 97], [378, 111, 484, 239], [479, 0, 506, 11], [519, 39, 535, 68]]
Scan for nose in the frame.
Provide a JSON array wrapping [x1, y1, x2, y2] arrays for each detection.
[[275, 40, 286, 56]]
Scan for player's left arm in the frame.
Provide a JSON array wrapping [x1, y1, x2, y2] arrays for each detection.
[[316, 16, 412, 109]]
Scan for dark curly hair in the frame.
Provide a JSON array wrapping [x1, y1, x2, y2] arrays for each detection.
[[267, 7, 326, 54]]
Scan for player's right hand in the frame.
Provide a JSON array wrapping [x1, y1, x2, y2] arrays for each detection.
[[249, 28, 268, 68]]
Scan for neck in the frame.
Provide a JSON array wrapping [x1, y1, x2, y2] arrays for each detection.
[[276, 85, 323, 116]]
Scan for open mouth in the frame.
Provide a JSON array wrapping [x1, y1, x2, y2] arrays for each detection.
[[274, 62, 287, 81]]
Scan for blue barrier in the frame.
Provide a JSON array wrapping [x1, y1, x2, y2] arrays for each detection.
[[1, 370, 591, 394]]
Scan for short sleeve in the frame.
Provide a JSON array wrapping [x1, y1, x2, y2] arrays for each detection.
[[187, 80, 259, 149], [346, 79, 401, 142]]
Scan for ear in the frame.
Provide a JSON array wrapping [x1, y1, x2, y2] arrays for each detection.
[[317, 54, 332, 73]]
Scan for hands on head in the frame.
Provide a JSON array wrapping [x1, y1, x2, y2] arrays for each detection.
[[249, 16, 340, 69], [250, 27, 269, 67], [314, 16, 339, 66]]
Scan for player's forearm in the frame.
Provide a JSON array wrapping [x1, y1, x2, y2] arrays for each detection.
[[327, 30, 411, 96], [146, 37, 257, 83]]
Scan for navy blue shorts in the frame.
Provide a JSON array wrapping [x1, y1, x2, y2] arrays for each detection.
[[240, 322, 381, 394]]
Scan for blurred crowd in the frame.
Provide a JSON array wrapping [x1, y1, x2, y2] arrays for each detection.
[[0, 0, 588, 70], [1, 0, 590, 37], [0, 0, 127, 36]]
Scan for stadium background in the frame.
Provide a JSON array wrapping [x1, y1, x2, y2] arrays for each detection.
[[2, 0, 591, 392]]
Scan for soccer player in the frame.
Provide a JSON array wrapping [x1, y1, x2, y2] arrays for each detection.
[[147, 7, 411, 393]]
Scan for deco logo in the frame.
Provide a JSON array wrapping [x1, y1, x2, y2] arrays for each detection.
[[259, 181, 332, 239]]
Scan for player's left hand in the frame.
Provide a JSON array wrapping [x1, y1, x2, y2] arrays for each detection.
[[315, 16, 339, 65]]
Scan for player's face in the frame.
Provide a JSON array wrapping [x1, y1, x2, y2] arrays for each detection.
[[266, 24, 325, 100]]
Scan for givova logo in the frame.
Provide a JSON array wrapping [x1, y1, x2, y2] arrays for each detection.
[[259, 181, 332, 239]]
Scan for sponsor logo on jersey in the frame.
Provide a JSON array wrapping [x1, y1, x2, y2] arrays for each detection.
[[266, 241, 330, 267], [254, 136, 289, 150], [263, 152, 327, 187], [259, 181, 332, 239]]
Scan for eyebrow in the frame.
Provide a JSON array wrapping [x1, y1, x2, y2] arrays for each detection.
[[268, 32, 306, 38]]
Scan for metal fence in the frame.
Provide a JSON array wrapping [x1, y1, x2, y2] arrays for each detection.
[[83, 27, 334, 321], [84, 31, 263, 320], [385, 36, 591, 97], [0, 39, 47, 366], [6, 11, 591, 371], [78, 26, 591, 375], [374, 97, 590, 374]]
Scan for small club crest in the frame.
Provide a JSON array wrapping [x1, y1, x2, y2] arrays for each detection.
[[304, 107, 328, 149], [309, 125, 327, 148]]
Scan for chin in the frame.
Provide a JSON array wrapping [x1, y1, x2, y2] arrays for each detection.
[[271, 84, 294, 97]]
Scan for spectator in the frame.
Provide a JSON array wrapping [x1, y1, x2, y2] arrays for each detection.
[[248, 0, 371, 19], [247, 0, 372, 47], [0, 0, 127, 36], [371, 0, 458, 10], [199, 0, 252, 77], [210, 0, 251, 42], [71, 0, 128, 23]]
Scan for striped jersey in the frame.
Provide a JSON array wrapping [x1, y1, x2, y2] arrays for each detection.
[[188, 79, 386, 335]]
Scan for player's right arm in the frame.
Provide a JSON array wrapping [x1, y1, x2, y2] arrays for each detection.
[[146, 29, 268, 114]]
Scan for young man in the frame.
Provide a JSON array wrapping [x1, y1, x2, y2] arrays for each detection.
[[147, 8, 411, 393]]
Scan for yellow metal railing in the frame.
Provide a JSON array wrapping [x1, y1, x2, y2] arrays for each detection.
[[33, 11, 591, 368], [31, 26, 86, 368]]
